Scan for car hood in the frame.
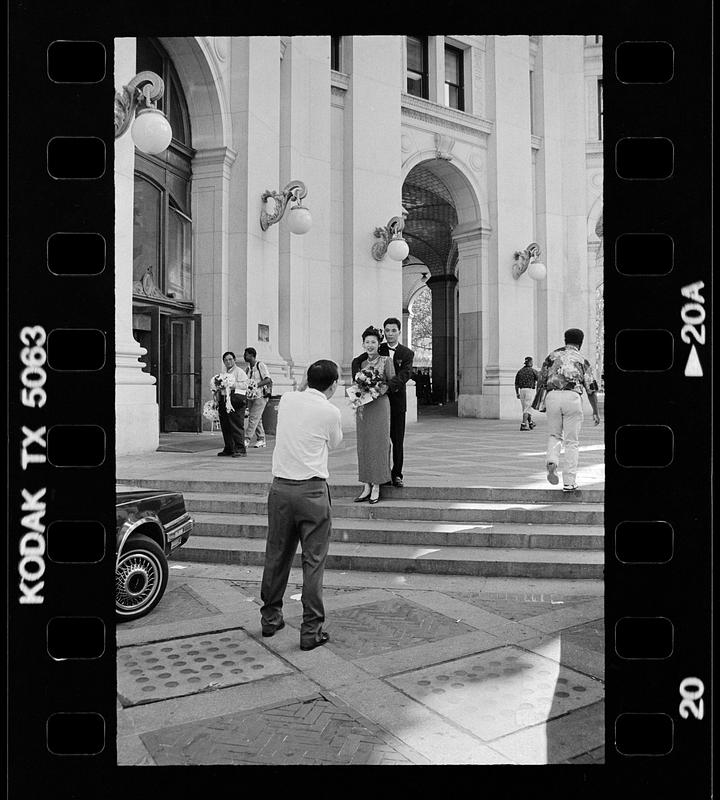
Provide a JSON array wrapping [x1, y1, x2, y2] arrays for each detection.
[[115, 486, 180, 503]]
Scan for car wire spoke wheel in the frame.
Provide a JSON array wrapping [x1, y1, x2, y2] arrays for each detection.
[[116, 534, 168, 620]]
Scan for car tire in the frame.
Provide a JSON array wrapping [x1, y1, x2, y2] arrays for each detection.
[[115, 534, 169, 622]]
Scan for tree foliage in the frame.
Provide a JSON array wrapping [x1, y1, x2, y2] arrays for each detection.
[[410, 286, 432, 347]]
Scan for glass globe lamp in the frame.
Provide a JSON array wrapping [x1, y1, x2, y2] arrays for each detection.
[[528, 260, 547, 281], [287, 205, 312, 235], [131, 107, 173, 155], [387, 236, 409, 262]]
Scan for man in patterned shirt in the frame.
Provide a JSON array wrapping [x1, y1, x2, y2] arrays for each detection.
[[538, 328, 601, 492], [515, 356, 539, 431]]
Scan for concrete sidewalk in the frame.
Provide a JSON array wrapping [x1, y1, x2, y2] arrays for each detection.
[[117, 563, 604, 766], [118, 405, 605, 491], [116, 407, 605, 766]]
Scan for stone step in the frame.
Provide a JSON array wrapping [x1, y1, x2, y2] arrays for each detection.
[[189, 512, 604, 550], [118, 478, 604, 504], [173, 536, 604, 579], [182, 492, 603, 524]]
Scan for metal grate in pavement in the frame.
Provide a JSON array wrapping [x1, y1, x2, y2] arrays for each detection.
[[321, 598, 477, 659], [140, 694, 420, 765], [388, 645, 604, 741], [117, 629, 292, 707]]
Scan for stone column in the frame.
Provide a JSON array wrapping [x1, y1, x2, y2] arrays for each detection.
[[402, 306, 411, 347], [227, 36, 293, 396], [191, 145, 237, 424], [114, 37, 160, 455], [426, 273, 457, 404], [535, 37, 591, 359], [483, 35, 536, 418], [455, 224, 491, 416], [277, 36, 332, 385]]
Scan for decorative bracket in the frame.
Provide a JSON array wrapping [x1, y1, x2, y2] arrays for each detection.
[[512, 242, 542, 280], [260, 180, 308, 231], [372, 215, 405, 261], [435, 133, 456, 161], [114, 71, 166, 140]]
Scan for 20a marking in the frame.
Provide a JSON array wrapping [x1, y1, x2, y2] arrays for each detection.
[[680, 282, 705, 377], [678, 677, 704, 720]]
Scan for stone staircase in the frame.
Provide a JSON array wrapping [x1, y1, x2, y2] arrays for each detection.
[[119, 478, 604, 579]]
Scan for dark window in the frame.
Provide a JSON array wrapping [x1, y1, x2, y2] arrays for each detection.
[[331, 35, 342, 72], [406, 36, 428, 98], [136, 37, 191, 148], [134, 38, 194, 304], [597, 78, 603, 140], [444, 44, 464, 110]]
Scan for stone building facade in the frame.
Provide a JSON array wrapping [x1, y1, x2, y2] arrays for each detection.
[[114, 35, 603, 454]]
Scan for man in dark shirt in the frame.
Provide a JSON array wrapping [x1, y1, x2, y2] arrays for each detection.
[[514, 356, 539, 431]]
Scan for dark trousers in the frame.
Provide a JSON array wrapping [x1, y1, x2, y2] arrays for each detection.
[[389, 403, 406, 480], [218, 393, 246, 453], [260, 477, 332, 646]]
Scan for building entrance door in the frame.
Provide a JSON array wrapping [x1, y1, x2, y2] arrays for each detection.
[[161, 313, 202, 432], [132, 305, 202, 432]]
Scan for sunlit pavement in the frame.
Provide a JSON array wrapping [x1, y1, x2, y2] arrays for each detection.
[[118, 398, 605, 491], [118, 564, 603, 765], [117, 405, 604, 765]]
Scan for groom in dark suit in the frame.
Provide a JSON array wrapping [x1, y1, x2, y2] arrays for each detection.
[[378, 317, 414, 487]]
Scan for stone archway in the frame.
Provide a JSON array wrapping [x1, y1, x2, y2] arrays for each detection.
[[401, 158, 483, 407]]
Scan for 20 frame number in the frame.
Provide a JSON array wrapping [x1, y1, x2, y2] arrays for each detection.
[[678, 677, 704, 720]]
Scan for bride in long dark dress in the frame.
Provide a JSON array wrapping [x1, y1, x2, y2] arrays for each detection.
[[351, 326, 395, 504]]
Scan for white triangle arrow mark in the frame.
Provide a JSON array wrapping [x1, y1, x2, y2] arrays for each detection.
[[684, 345, 703, 377]]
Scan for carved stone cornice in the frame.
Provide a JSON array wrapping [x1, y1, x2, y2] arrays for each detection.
[[192, 146, 238, 180], [401, 93, 494, 140], [452, 221, 492, 244]]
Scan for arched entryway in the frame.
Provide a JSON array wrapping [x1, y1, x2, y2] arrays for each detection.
[[401, 157, 484, 408], [130, 37, 232, 432]]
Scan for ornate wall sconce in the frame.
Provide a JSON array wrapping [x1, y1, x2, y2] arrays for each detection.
[[512, 242, 547, 281], [372, 216, 410, 262], [114, 70, 173, 155], [260, 180, 312, 235]]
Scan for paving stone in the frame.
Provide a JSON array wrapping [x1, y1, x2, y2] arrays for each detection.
[[117, 629, 293, 707], [489, 700, 605, 764], [561, 619, 605, 653], [387, 646, 604, 743], [229, 580, 363, 604], [316, 597, 477, 659], [140, 694, 422, 765], [121, 583, 222, 630], [564, 745, 605, 764], [443, 591, 598, 621]]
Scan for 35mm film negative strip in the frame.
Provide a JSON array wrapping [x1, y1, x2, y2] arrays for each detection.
[[7, 1, 712, 794]]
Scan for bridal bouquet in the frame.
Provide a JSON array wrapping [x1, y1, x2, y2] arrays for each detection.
[[210, 372, 237, 414], [346, 367, 385, 411], [245, 378, 259, 400]]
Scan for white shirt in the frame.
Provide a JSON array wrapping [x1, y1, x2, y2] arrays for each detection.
[[272, 388, 343, 480]]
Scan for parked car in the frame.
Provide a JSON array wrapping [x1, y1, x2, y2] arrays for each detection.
[[115, 485, 194, 621]]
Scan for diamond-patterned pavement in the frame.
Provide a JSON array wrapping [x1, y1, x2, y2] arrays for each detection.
[[140, 694, 421, 765], [121, 583, 222, 630], [388, 646, 604, 742], [314, 598, 477, 659], [117, 629, 292, 707], [561, 619, 604, 653], [444, 591, 599, 622]]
